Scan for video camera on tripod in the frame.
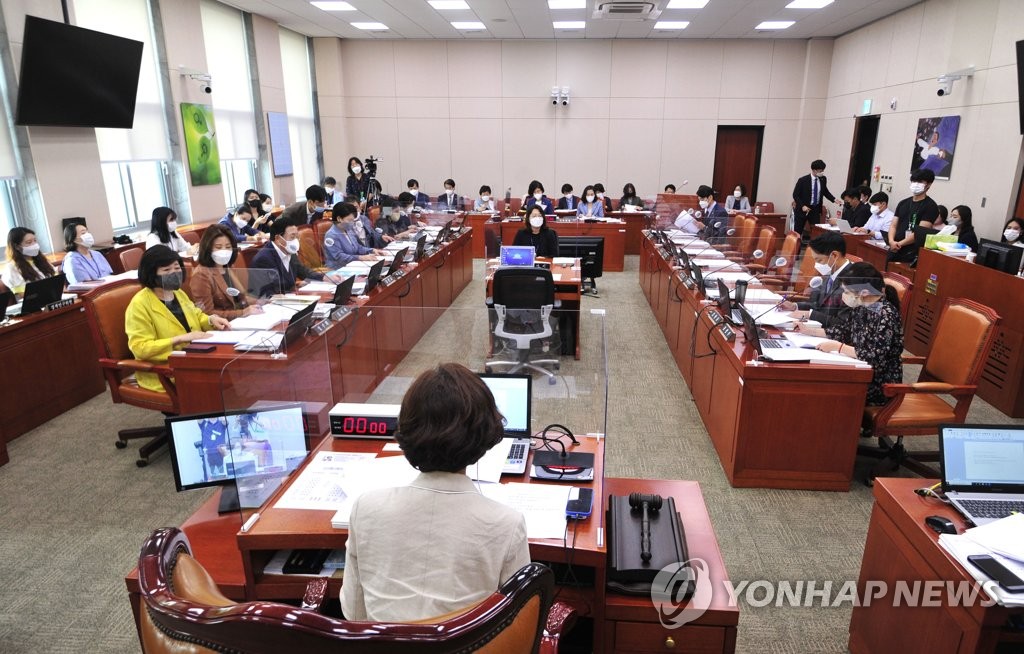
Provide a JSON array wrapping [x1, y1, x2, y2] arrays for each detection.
[[363, 156, 379, 180]]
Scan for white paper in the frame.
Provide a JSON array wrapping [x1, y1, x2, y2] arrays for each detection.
[[552, 257, 576, 265], [551, 273, 562, 282], [782, 332, 829, 348], [467, 441, 510, 484], [704, 271, 753, 282], [194, 330, 255, 345], [742, 288, 785, 303], [230, 312, 286, 330], [938, 533, 1024, 606], [297, 281, 338, 293], [273, 452, 375, 511], [480, 482, 572, 540], [963, 513, 1024, 563], [233, 331, 283, 351], [692, 259, 741, 269], [754, 309, 798, 327]]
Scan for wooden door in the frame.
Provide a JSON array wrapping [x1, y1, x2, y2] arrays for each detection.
[[712, 126, 763, 204]]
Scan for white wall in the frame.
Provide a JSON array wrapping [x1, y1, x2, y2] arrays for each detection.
[[820, 0, 1024, 239], [315, 38, 833, 211]]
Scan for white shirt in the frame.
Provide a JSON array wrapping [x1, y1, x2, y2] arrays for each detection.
[[1, 260, 44, 292], [862, 208, 895, 241], [273, 241, 292, 271], [341, 471, 531, 622], [145, 231, 191, 255]]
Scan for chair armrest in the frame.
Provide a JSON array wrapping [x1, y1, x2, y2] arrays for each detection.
[[745, 264, 766, 274], [540, 601, 578, 654], [901, 354, 926, 365], [301, 578, 329, 612], [116, 359, 159, 373], [883, 382, 976, 397]]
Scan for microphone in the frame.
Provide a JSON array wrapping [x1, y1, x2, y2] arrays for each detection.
[[750, 294, 792, 323], [629, 493, 663, 562]]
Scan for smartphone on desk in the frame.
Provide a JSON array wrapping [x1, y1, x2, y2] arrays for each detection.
[[566, 487, 594, 519], [967, 554, 1024, 593], [184, 344, 216, 354]]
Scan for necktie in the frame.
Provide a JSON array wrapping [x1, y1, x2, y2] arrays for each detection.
[[812, 177, 819, 206], [825, 276, 833, 294]]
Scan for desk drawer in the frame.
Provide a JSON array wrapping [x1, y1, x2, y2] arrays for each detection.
[[613, 620, 726, 653]]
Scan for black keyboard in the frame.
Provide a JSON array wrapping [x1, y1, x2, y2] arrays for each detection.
[[760, 339, 784, 349], [958, 498, 1024, 519], [507, 442, 527, 464]]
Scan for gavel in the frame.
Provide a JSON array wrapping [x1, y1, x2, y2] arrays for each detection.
[[629, 492, 663, 562]]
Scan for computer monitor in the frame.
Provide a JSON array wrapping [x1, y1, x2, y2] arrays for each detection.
[[689, 260, 704, 292], [20, 273, 66, 314], [913, 226, 940, 250], [385, 246, 409, 277], [558, 236, 605, 284], [499, 245, 536, 267], [476, 373, 532, 439], [976, 238, 1024, 275], [737, 305, 763, 356], [716, 278, 732, 317], [166, 403, 308, 513], [331, 274, 356, 305], [363, 259, 386, 294]]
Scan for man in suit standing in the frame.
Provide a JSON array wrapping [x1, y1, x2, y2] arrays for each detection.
[[250, 217, 340, 294], [792, 159, 836, 238], [783, 231, 850, 327], [280, 184, 328, 225]]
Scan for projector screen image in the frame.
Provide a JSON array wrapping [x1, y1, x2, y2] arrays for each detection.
[[168, 405, 307, 493]]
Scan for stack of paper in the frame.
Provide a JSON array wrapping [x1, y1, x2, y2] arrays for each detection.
[[939, 515, 1024, 606], [330, 455, 420, 528], [233, 331, 283, 352], [479, 483, 573, 540], [297, 281, 338, 293]]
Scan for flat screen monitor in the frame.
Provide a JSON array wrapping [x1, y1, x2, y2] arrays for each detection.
[[558, 236, 604, 281], [20, 273, 67, 314], [499, 245, 536, 267], [476, 373, 531, 439], [976, 238, 1024, 275], [166, 404, 308, 513], [16, 16, 143, 128]]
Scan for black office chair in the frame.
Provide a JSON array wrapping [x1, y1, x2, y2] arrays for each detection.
[[486, 267, 561, 384]]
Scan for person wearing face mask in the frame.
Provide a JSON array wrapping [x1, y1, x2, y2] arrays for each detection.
[[783, 231, 850, 327], [887, 168, 938, 264], [190, 225, 262, 319], [941, 205, 978, 252], [619, 183, 645, 211], [724, 184, 751, 214], [146, 206, 196, 257], [474, 185, 496, 212], [218, 204, 265, 243], [513, 205, 559, 257], [812, 262, 904, 407], [1000, 217, 1024, 250], [522, 180, 554, 215], [593, 183, 614, 213], [324, 203, 388, 269], [792, 159, 837, 238], [2, 227, 57, 295], [556, 183, 579, 211], [280, 185, 329, 226], [375, 193, 420, 241], [250, 217, 338, 293], [437, 178, 462, 211], [692, 185, 729, 243], [125, 245, 230, 393], [344, 157, 372, 209], [854, 192, 895, 241], [407, 179, 430, 210], [62, 222, 112, 285], [577, 185, 604, 219], [321, 176, 343, 206]]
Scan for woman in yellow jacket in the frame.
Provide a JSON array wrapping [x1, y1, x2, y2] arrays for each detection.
[[126, 245, 230, 393]]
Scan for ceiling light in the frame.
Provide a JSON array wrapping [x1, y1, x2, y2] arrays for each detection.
[[547, 0, 586, 8], [654, 21, 689, 29], [553, 21, 586, 29], [785, 0, 834, 8], [451, 21, 485, 29], [666, 0, 710, 8], [311, 1, 355, 9], [428, 0, 470, 9], [756, 21, 795, 30], [351, 22, 388, 30]]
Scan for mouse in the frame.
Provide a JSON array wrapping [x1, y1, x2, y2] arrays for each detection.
[[925, 515, 957, 535]]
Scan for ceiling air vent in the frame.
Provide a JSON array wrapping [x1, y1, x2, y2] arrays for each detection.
[[592, 2, 661, 21]]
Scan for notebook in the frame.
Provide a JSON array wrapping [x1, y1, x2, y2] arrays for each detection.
[[940, 424, 1024, 526], [477, 373, 532, 475], [499, 245, 536, 267]]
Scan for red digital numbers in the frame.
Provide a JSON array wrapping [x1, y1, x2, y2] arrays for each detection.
[[342, 417, 388, 434]]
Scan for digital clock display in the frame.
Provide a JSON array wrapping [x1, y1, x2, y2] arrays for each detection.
[[332, 415, 399, 437]]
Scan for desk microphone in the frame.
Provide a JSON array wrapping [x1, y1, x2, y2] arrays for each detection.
[[629, 493, 663, 562]]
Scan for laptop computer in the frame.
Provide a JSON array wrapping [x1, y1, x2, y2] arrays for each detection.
[[234, 300, 316, 353], [0, 290, 13, 321], [361, 259, 386, 295], [331, 274, 356, 304], [738, 305, 801, 357], [499, 245, 536, 267], [833, 218, 855, 233], [940, 424, 1024, 526], [477, 372, 533, 475], [716, 278, 744, 325], [384, 246, 408, 278], [19, 273, 67, 315], [412, 234, 428, 262]]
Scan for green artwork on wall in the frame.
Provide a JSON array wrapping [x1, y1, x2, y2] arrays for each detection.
[[180, 103, 221, 186]]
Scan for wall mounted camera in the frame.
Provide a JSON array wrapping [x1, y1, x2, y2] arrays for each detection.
[[551, 86, 560, 106], [935, 66, 975, 97], [178, 66, 212, 94]]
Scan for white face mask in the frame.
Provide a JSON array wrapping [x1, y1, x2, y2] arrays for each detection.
[[586, 195, 595, 202], [211, 249, 233, 266], [841, 292, 859, 308], [284, 238, 301, 254], [409, 188, 418, 195], [234, 215, 249, 229], [167, 221, 178, 232], [596, 192, 604, 199], [529, 216, 544, 228], [21, 243, 40, 257], [79, 232, 95, 247], [351, 166, 362, 175], [733, 190, 742, 198], [324, 186, 335, 194], [481, 195, 490, 202], [564, 193, 572, 199], [533, 193, 543, 200], [909, 182, 926, 195], [869, 204, 881, 215], [949, 217, 961, 227], [814, 261, 833, 276], [262, 203, 273, 212], [698, 199, 709, 209], [1005, 228, 1021, 242]]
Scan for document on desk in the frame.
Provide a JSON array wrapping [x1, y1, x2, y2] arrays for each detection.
[[330, 455, 421, 528], [469, 442, 510, 484], [479, 483, 572, 540], [273, 451, 375, 511], [742, 288, 785, 304], [782, 332, 829, 348], [938, 533, 1024, 606], [754, 309, 798, 327], [704, 271, 753, 283], [297, 281, 338, 293], [229, 303, 293, 330], [963, 513, 1024, 563], [552, 257, 576, 266], [194, 330, 256, 345]]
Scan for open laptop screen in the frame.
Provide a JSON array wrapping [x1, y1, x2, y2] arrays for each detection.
[[499, 245, 536, 267], [477, 373, 531, 438], [940, 424, 1024, 492]]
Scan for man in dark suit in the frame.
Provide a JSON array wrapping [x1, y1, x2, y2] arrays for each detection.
[[249, 217, 340, 295], [792, 159, 836, 237], [436, 178, 462, 211], [835, 188, 871, 229], [784, 231, 850, 327], [280, 184, 328, 225], [694, 184, 729, 243], [406, 179, 431, 209], [556, 183, 580, 211]]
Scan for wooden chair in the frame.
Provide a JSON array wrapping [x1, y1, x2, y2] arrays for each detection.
[[296, 225, 325, 271], [860, 297, 1000, 480], [754, 201, 775, 213], [744, 225, 777, 273], [119, 245, 145, 272], [180, 261, 196, 302], [138, 527, 576, 654], [883, 271, 914, 327], [312, 220, 332, 260], [755, 230, 802, 288], [80, 280, 178, 467], [720, 215, 757, 261], [180, 230, 201, 246]]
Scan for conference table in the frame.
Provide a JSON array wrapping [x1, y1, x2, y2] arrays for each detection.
[[499, 218, 627, 272], [124, 435, 738, 653], [640, 232, 873, 491]]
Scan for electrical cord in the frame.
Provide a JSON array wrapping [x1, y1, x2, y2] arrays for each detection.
[[533, 425, 582, 480], [690, 304, 719, 360], [914, 482, 950, 503]]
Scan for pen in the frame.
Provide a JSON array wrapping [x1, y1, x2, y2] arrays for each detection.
[[241, 512, 261, 532]]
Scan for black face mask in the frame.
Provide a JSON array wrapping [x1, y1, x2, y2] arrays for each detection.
[[249, 199, 260, 208], [158, 272, 183, 292]]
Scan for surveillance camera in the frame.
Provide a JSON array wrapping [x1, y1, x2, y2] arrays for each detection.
[[200, 83, 212, 94], [936, 77, 953, 97], [561, 99, 568, 106], [552, 98, 558, 105]]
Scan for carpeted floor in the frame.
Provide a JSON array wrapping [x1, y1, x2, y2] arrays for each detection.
[[1, 255, 1020, 653]]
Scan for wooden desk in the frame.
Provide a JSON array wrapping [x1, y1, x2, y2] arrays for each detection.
[[607, 211, 653, 255], [809, 224, 891, 273], [500, 219, 627, 272], [848, 478, 1024, 654], [907, 248, 1024, 417], [640, 234, 873, 490], [168, 231, 474, 414], [0, 302, 105, 467]]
